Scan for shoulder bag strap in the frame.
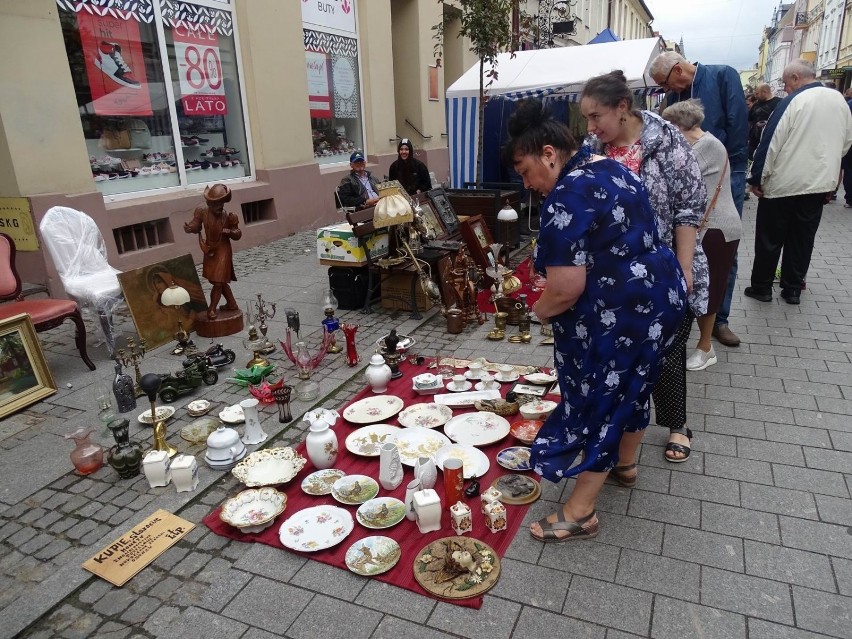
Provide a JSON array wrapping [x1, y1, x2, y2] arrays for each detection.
[[699, 156, 729, 233]]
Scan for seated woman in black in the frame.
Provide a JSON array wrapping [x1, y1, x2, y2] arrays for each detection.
[[388, 138, 431, 195]]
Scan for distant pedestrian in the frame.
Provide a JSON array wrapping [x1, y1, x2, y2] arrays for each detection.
[[746, 60, 852, 304], [844, 92, 852, 208], [748, 84, 781, 161], [651, 51, 748, 349]]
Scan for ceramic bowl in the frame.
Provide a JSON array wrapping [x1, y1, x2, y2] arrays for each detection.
[[413, 373, 439, 388], [137, 406, 176, 424], [510, 419, 544, 445], [187, 399, 212, 416], [219, 487, 287, 533], [231, 447, 307, 487], [519, 400, 558, 421]]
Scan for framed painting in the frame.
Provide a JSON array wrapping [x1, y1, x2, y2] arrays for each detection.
[[427, 187, 460, 236], [458, 214, 495, 278], [0, 313, 56, 419], [117, 254, 208, 349], [418, 199, 448, 241]]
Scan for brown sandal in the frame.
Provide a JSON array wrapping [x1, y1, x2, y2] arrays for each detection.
[[530, 510, 598, 543], [609, 463, 637, 488]]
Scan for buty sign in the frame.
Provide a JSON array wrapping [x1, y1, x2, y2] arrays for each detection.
[[301, 0, 357, 34]]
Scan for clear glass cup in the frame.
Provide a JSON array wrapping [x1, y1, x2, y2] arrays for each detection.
[[437, 351, 454, 380]]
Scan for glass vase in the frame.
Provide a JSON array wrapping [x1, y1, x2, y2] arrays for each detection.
[[341, 323, 359, 366], [273, 385, 293, 423], [65, 427, 104, 475]]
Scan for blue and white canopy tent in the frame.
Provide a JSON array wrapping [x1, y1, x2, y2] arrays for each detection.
[[445, 37, 666, 188]]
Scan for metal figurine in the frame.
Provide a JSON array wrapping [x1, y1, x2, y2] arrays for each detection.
[[285, 308, 301, 341], [117, 336, 147, 398], [112, 360, 136, 413], [171, 320, 195, 356], [140, 373, 176, 458], [383, 329, 403, 380], [254, 294, 277, 354]]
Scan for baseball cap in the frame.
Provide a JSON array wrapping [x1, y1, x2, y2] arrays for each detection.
[[350, 151, 366, 163]]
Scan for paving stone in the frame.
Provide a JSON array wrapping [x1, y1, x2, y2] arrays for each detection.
[[241, 629, 285, 639], [804, 447, 852, 475], [0, 520, 23, 542], [669, 472, 740, 506], [704, 453, 774, 484], [35, 537, 72, 561], [92, 588, 136, 616], [663, 524, 744, 572], [17, 532, 53, 554], [147, 575, 183, 601], [43, 603, 80, 632], [93, 622, 131, 639], [289, 559, 366, 601], [834, 557, 852, 596], [765, 423, 833, 448], [615, 547, 700, 601], [50, 517, 76, 534], [704, 415, 765, 439], [78, 578, 113, 605], [65, 518, 98, 541], [171, 551, 212, 579], [6, 526, 37, 546], [779, 515, 852, 559], [701, 502, 780, 544], [560, 576, 651, 636], [486, 557, 570, 611], [748, 619, 837, 639], [288, 592, 382, 639], [57, 610, 103, 639], [745, 539, 836, 591], [626, 490, 700, 528], [152, 546, 190, 571], [223, 576, 313, 633], [354, 580, 436, 624], [772, 464, 850, 498], [792, 585, 852, 638], [165, 605, 248, 639], [196, 531, 231, 552], [232, 541, 306, 582], [651, 596, 746, 639], [371, 617, 463, 639], [594, 512, 664, 554], [738, 439, 805, 466], [198, 567, 252, 613], [701, 566, 794, 623], [814, 494, 852, 526], [539, 536, 621, 581], [741, 483, 819, 520], [735, 402, 794, 425]]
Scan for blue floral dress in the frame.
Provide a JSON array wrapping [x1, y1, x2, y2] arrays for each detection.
[[531, 149, 688, 480]]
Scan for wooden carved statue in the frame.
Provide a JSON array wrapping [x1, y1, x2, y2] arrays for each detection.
[[447, 246, 484, 326]]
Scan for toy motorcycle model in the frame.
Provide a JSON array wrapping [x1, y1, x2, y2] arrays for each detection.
[[158, 357, 219, 403], [183, 342, 236, 369]]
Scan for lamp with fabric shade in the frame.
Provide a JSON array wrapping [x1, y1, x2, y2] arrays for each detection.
[[160, 282, 192, 355]]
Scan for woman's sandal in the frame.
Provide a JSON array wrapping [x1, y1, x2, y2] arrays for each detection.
[[530, 510, 598, 543], [609, 463, 638, 488], [665, 427, 693, 463]]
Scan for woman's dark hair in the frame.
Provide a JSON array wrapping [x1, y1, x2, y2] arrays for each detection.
[[501, 99, 577, 166], [581, 70, 640, 115]]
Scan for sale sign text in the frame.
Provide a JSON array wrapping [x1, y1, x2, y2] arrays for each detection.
[[174, 25, 228, 116]]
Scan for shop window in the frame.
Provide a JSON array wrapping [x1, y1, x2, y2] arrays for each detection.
[[56, 0, 251, 198], [302, 0, 364, 166]]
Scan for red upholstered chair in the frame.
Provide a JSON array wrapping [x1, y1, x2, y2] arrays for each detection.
[[0, 233, 96, 371]]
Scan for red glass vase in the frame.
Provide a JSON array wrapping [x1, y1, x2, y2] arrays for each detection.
[[342, 323, 359, 367]]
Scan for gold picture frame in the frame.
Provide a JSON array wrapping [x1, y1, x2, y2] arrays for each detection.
[[0, 313, 56, 419]]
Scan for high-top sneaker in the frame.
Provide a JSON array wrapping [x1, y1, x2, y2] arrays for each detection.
[[95, 42, 142, 89]]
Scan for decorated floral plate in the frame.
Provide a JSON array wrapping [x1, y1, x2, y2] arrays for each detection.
[[355, 497, 407, 529], [344, 424, 402, 457], [343, 395, 405, 425], [180, 416, 220, 443], [443, 413, 511, 447], [186, 399, 212, 417], [435, 444, 490, 479], [491, 474, 541, 505], [524, 372, 558, 385], [397, 403, 453, 429], [496, 446, 532, 471], [279, 505, 354, 552], [414, 536, 501, 599], [137, 406, 175, 425], [219, 404, 245, 424], [219, 487, 287, 533], [232, 447, 307, 487], [510, 419, 544, 445], [345, 535, 402, 576], [331, 474, 380, 505], [391, 427, 451, 466], [433, 389, 500, 408], [301, 468, 346, 495]]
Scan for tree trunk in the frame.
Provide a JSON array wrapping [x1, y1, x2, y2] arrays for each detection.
[[477, 57, 485, 188]]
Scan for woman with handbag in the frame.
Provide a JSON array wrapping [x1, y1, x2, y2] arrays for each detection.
[[663, 100, 743, 372]]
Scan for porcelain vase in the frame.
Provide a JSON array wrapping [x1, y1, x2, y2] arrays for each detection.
[[404, 478, 422, 521], [240, 398, 267, 445], [305, 420, 338, 469], [413, 456, 437, 490], [379, 442, 404, 490], [365, 353, 392, 393]]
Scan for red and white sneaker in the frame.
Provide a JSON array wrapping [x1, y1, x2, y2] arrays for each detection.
[[95, 42, 142, 89]]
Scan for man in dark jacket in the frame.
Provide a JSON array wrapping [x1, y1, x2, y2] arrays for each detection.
[[337, 151, 380, 210], [652, 51, 749, 348], [748, 83, 782, 160]]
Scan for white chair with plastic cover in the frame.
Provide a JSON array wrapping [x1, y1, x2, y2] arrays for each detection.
[[39, 206, 123, 357]]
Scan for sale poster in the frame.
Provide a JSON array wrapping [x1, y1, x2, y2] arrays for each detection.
[[78, 12, 153, 116], [306, 50, 331, 119], [173, 24, 228, 116]]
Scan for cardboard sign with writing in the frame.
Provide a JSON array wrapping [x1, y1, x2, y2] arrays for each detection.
[[82, 509, 195, 586], [0, 198, 38, 251]]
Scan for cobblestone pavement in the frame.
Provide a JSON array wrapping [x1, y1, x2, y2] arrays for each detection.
[[2, 195, 852, 638]]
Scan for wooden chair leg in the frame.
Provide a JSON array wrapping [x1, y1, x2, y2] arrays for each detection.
[[69, 309, 96, 371]]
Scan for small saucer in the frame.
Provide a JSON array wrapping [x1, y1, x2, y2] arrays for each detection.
[[495, 371, 520, 383], [447, 380, 473, 392], [463, 370, 483, 381], [474, 381, 500, 392]]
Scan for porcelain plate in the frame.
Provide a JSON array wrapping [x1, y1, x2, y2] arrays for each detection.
[[343, 395, 405, 424], [391, 427, 451, 466], [443, 413, 510, 447], [344, 424, 402, 457], [397, 403, 453, 429], [279, 505, 354, 552]]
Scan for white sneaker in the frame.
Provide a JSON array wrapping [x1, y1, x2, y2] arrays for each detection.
[[686, 346, 717, 371]]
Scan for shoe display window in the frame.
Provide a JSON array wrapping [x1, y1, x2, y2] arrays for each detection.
[[57, 0, 251, 199]]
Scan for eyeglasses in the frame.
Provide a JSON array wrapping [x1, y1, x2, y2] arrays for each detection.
[[661, 63, 680, 88]]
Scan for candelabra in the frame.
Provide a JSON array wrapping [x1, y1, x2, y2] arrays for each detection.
[[243, 301, 270, 368], [254, 294, 277, 354], [116, 336, 147, 398]]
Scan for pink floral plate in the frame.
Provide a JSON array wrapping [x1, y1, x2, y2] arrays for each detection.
[[443, 413, 511, 447], [343, 395, 405, 424], [278, 505, 354, 552]]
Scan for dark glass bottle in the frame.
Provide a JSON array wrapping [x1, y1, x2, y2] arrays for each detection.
[[106, 418, 143, 479], [112, 362, 136, 413]]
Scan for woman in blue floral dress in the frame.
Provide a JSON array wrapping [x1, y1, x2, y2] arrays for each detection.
[[504, 100, 687, 542]]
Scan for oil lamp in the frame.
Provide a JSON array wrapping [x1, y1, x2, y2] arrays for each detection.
[[320, 289, 342, 354]]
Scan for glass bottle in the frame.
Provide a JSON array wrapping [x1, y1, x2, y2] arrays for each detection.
[[112, 361, 136, 413], [106, 418, 144, 479], [65, 427, 104, 475]]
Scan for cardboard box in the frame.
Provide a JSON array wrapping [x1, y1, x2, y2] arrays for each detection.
[[316, 223, 389, 264], [380, 271, 434, 312]]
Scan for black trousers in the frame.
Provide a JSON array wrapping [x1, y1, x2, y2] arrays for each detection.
[[652, 310, 694, 431], [750, 194, 824, 291]]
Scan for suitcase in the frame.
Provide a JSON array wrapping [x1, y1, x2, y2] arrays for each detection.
[[328, 265, 379, 310]]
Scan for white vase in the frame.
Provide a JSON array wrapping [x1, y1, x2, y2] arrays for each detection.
[[404, 478, 422, 521], [413, 489, 442, 533], [413, 455, 437, 490], [240, 398, 267, 445], [379, 442, 404, 490], [305, 420, 338, 470], [365, 353, 392, 393]]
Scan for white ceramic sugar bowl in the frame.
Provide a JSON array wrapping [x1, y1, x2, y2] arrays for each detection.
[[205, 425, 246, 468], [171, 454, 199, 493], [142, 450, 171, 488]]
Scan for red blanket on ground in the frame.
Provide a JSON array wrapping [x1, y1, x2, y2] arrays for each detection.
[[476, 257, 543, 316], [203, 361, 535, 609]]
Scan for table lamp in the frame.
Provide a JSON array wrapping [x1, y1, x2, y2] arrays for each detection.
[[160, 281, 192, 356]]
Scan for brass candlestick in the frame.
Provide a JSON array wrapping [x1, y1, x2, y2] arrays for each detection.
[[117, 336, 147, 398], [140, 373, 176, 458], [254, 294, 277, 354]]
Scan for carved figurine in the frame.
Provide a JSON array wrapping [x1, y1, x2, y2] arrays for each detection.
[[184, 184, 242, 320], [112, 361, 136, 413], [447, 247, 484, 326]]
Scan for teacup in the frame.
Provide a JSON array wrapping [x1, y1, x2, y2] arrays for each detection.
[[479, 373, 498, 390], [451, 374, 467, 390], [496, 364, 514, 381], [468, 362, 484, 380], [413, 373, 439, 388]]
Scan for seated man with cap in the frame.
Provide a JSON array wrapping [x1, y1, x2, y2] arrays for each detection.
[[337, 151, 381, 210]]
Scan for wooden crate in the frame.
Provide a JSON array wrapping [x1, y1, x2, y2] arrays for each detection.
[[380, 272, 434, 312]]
